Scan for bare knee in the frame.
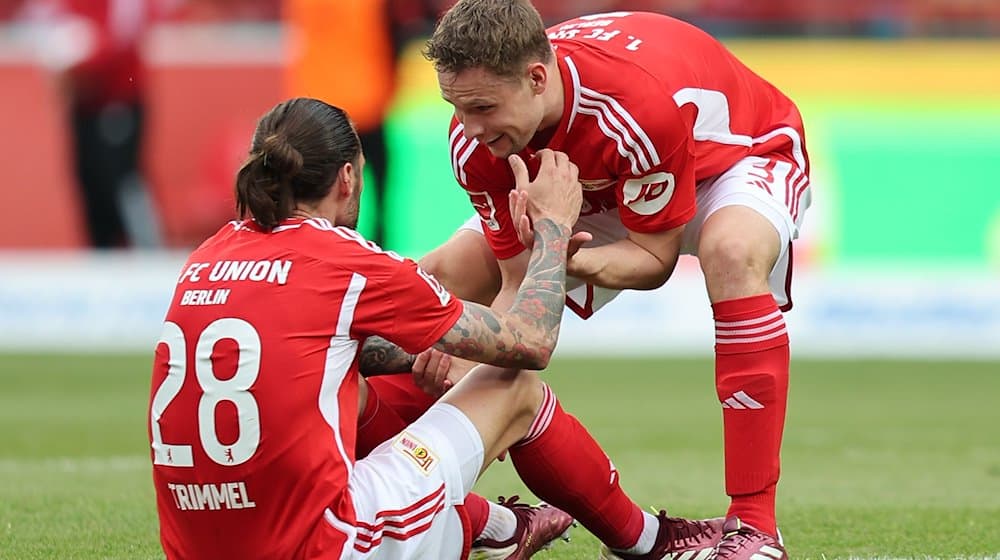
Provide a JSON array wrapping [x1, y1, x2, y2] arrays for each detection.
[[696, 207, 782, 301], [419, 231, 500, 305], [443, 366, 545, 461], [698, 233, 776, 301], [700, 235, 761, 280], [474, 367, 544, 425], [510, 370, 545, 423]]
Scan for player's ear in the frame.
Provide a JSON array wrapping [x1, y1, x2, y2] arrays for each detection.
[[526, 62, 547, 94], [336, 163, 354, 199]]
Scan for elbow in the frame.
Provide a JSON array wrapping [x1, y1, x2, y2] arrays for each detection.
[[526, 353, 551, 371], [495, 322, 557, 370], [523, 329, 558, 370], [624, 232, 681, 290], [634, 275, 668, 291], [633, 268, 672, 290], [635, 258, 677, 290]]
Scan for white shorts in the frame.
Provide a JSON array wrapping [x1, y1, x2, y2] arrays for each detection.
[[346, 403, 484, 560], [459, 154, 812, 317]]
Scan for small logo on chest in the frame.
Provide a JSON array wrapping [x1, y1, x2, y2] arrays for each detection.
[[579, 178, 616, 191]]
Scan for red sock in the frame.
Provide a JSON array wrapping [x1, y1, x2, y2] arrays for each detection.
[[713, 294, 789, 536], [360, 375, 491, 538], [464, 493, 490, 539], [509, 384, 645, 550]]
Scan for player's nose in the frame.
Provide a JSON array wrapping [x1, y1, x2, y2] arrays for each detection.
[[462, 118, 485, 140]]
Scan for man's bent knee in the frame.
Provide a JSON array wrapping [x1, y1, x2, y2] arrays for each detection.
[[698, 208, 781, 299], [419, 231, 500, 305]]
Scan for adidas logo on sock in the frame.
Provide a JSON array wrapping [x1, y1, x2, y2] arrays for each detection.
[[720, 390, 764, 410]]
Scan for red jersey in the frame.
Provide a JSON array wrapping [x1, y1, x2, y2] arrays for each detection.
[[149, 218, 462, 559], [450, 11, 808, 260]]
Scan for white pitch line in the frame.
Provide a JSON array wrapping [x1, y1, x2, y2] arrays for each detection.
[[0, 455, 148, 474]]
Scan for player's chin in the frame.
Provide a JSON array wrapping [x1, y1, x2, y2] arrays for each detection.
[[484, 144, 510, 159], [485, 135, 517, 158]]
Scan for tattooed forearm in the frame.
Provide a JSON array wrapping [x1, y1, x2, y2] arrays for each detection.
[[437, 305, 551, 369], [358, 336, 415, 377], [436, 218, 571, 370], [509, 218, 571, 333]]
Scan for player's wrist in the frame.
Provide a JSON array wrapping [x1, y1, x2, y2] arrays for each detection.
[[531, 218, 572, 242]]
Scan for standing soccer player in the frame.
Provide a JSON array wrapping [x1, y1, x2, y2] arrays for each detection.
[[148, 97, 718, 560], [422, 2, 813, 558]]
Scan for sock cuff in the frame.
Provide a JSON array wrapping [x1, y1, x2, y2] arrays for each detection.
[[464, 493, 490, 539], [728, 484, 778, 536], [712, 293, 779, 321], [514, 383, 557, 447], [713, 294, 788, 354]]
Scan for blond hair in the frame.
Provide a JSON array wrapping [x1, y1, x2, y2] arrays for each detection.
[[424, 0, 552, 79]]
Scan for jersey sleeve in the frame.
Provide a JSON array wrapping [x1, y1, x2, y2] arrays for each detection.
[[449, 119, 528, 260], [355, 254, 465, 354], [610, 74, 697, 234]]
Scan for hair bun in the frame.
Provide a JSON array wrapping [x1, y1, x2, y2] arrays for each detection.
[[259, 133, 304, 179]]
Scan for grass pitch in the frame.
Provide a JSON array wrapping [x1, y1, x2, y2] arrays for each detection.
[[0, 353, 997, 559]]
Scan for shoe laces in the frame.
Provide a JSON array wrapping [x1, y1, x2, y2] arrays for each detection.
[[497, 495, 532, 518], [658, 511, 717, 547], [471, 496, 528, 550], [497, 495, 533, 532], [716, 524, 757, 555], [497, 495, 525, 508]]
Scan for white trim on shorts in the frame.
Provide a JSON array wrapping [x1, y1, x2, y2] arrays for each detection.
[[344, 403, 484, 559], [458, 154, 812, 314], [679, 155, 812, 310]]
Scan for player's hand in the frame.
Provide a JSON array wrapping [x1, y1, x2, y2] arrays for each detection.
[[411, 349, 477, 397], [443, 356, 477, 387], [510, 187, 592, 252], [411, 348, 452, 397], [508, 149, 581, 229]]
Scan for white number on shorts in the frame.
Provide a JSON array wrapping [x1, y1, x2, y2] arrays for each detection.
[[151, 319, 262, 467]]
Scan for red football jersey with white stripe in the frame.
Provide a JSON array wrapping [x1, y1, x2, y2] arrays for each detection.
[[149, 218, 462, 560], [450, 11, 809, 260]]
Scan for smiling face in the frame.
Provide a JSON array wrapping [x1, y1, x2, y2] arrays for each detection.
[[439, 66, 548, 158]]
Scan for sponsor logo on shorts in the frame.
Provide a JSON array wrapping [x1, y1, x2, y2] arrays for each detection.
[[393, 432, 438, 475]]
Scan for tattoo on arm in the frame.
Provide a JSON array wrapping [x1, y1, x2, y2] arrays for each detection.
[[435, 218, 571, 369], [358, 336, 415, 377], [510, 218, 571, 331]]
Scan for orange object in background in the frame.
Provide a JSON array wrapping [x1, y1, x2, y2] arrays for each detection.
[[284, 0, 402, 246], [283, 0, 395, 131]]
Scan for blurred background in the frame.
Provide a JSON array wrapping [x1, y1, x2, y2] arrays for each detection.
[[0, 0, 998, 357]]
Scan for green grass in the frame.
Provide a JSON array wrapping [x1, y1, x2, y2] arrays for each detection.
[[1, 354, 998, 559]]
